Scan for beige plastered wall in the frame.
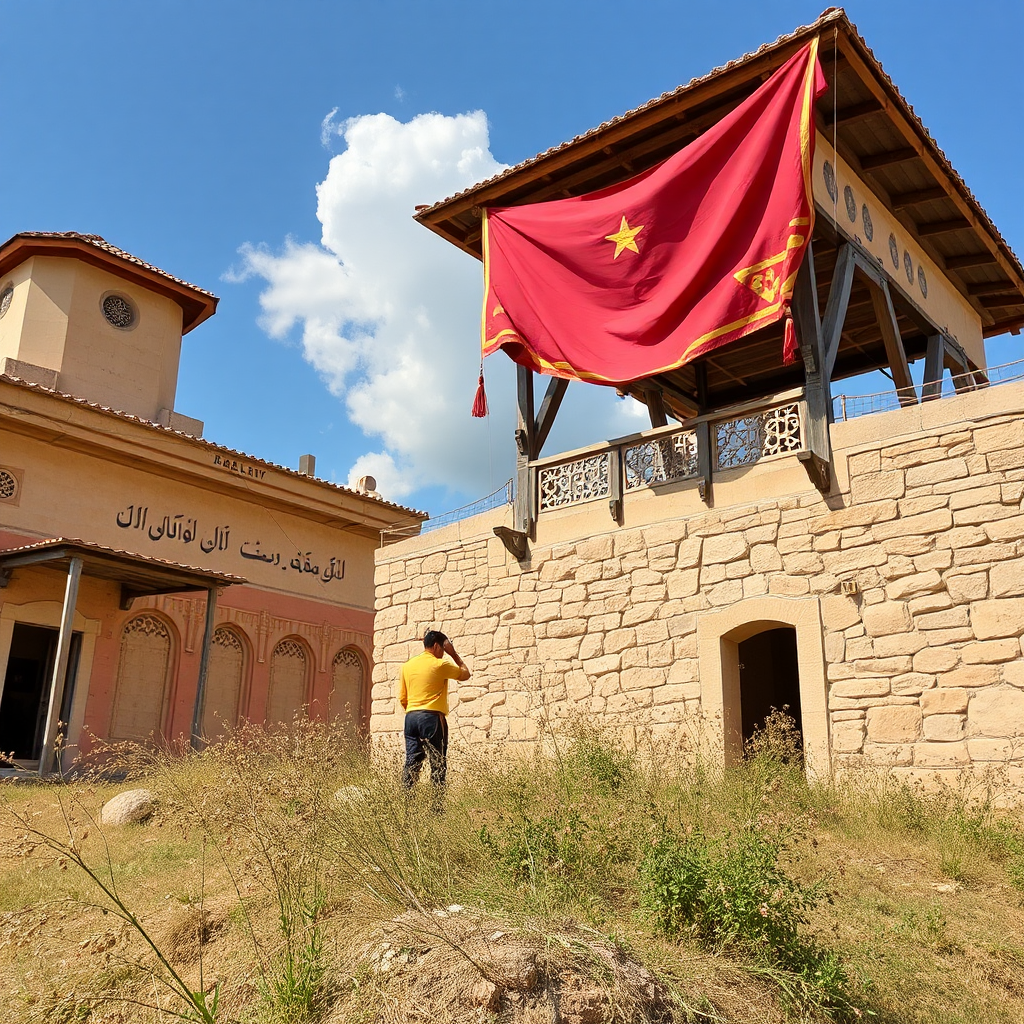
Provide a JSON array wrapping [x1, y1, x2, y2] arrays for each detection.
[[373, 380, 1024, 793], [0, 256, 184, 420]]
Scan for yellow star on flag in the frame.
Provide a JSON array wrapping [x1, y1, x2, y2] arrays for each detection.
[[605, 215, 644, 259]]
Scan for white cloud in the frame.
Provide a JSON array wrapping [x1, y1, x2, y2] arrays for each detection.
[[237, 109, 658, 506], [319, 107, 339, 149], [394, 85, 405, 101]]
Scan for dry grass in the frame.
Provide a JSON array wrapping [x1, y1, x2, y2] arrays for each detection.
[[0, 718, 1022, 1023]]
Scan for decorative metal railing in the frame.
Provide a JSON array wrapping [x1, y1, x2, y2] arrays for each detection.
[[533, 393, 805, 514]]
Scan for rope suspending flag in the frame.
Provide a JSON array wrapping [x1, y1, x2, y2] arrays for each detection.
[[480, 40, 826, 390]]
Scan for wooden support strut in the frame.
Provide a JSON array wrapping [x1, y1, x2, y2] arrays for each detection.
[[514, 365, 535, 535], [190, 586, 219, 750], [791, 242, 833, 494], [38, 556, 83, 776], [694, 362, 713, 505], [866, 276, 917, 406]]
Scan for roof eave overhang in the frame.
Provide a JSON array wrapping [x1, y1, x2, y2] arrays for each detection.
[[0, 236, 219, 334]]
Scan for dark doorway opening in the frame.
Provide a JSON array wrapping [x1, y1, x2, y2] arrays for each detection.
[[0, 624, 81, 761], [737, 626, 801, 749]]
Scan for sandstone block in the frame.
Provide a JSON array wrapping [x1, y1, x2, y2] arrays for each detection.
[[768, 575, 810, 597], [883, 535, 934, 556], [967, 686, 1024, 737], [942, 664, 1000, 689], [745, 524, 779, 544], [874, 632, 930, 657], [743, 575, 769, 598], [654, 681, 701, 705], [750, 545, 784, 572], [778, 534, 813, 555], [968, 738, 1024, 761], [863, 602, 912, 637], [988, 448, 1024, 472], [537, 636, 582, 662], [702, 534, 749, 565], [642, 523, 686, 549], [867, 705, 922, 743], [832, 720, 866, 753], [913, 742, 969, 767], [604, 628, 637, 654], [886, 570, 943, 601], [954, 503, 1022, 527], [1004, 661, 1024, 689], [668, 569, 700, 599], [872, 509, 954, 541], [620, 665, 666, 693], [824, 632, 845, 662], [954, 543, 1019, 568], [892, 672, 935, 695], [851, 469, 906, 504], [971, 598, 1024, 640], [855, 655, 913, 677], [849, 450, 881, 476], [827, 547, 888, 574], [915, 607, 969, 631], [922, 688, 968, 715], [810, 500, 898, 535], [700, 564, 727, 586], [623, 601, 664, 627], [582, 654, 621, 677], [937, 526, 988, 551], [908, 593, 953, 615], [913, 550, 953, 572], [974, 421, 1024, 454], [922, 713, 965, 741], [846, 635, 874, 659], [375, 606, 407, 629], [831, 677, 891, 699], [904, 459, 968, 488], [989, 559, 1024, 599], [783, 551, 824, 575], [897, 496, 949, 518], [707, 579, 745, 605], [822, 595, 861, 632], [675, 537, 703, 569], [946, 572, 988, 604], [962, 639, 1019, 664]]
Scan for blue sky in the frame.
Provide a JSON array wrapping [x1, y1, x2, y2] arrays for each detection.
[[3, 1, 1020, 516]]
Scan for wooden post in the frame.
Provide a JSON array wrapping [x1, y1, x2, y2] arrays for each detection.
[[533, 376, 568, 457], [791, 244, 833, 493], [514, 365, 535, 534], [922, 335, 944, 401], [867, 278, 917, 405], [190, 587, 219, 750], [644, 388, 668, 429], [38, 556, 83, 776], [693, 363, 712, 504]]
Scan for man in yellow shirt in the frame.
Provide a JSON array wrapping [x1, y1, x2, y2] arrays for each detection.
[[399, 629, 470, 796]]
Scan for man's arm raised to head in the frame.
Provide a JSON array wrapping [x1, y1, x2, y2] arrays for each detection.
[[443, 638, 471, 681]]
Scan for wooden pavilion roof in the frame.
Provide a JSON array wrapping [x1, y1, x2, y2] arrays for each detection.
[[415, 8, 1023, 416]]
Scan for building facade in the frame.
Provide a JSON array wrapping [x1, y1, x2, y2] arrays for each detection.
[[0, 232, 423, 771]]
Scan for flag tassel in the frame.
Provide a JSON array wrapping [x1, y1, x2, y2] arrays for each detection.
[[782, 310, 799, 365], [471, 365, 488, 418]]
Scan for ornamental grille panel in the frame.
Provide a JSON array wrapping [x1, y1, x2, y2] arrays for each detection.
[[0, 469, 17, 501], [624, 430, 698, 490], [538, 452, 610, 510], [267, 638, 308, 725], [110, 615, 172, 742], [715, 403, 802, 470], [330, 648, 365, 725], [203, 627, 246, 737]]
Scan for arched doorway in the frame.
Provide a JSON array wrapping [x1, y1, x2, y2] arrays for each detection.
[[329, 647, 366, 731], [110, 614, 175, 742], [737, 626, 802, 752], [266, 637, 310, 726]]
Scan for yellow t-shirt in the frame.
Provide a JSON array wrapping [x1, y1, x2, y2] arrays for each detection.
[[399, 650, 461, 715]]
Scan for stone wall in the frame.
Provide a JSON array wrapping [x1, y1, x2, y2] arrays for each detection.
[[372, 382, 1024, 791]]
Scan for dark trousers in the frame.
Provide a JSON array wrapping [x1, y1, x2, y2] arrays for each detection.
[[402, 710, 448, 792]]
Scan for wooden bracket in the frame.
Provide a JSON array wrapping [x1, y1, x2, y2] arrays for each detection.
[[119, 586, 139, 611], [608, 497, 623, 524], [0, 569, 10, 589], [493, 526, 529, 561], [798, 450, 832, 494]]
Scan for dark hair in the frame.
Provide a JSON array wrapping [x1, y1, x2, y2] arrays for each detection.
[[423, 629, 448, 649]]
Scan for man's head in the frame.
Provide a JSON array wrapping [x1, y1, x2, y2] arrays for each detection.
[[423, 629, 448, 656]]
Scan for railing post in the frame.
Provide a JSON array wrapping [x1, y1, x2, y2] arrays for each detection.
[[608, 445, 623, 524]]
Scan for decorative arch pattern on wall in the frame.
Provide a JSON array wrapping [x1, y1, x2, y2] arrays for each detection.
[[266, 636, 311, 726], [110, 613, 175, 742], [329, 646, 367, 729], [202, 625, 249, 739]]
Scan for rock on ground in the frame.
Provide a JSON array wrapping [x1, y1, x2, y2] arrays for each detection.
[[100, 788, 157, 826]]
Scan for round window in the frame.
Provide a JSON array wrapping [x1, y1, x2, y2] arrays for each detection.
[[0, 469, 17, 500], [0, 285, 13, 319], [102, 294, 137, 329]]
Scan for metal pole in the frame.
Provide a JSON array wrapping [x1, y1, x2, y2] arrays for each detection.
[[39, 556, 83, 777], [190, 587, 219, 750]]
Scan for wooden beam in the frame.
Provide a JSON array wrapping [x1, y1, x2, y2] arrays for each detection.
[[514, 365, 535, 534], [967, 280, 1019, 296], [867, 278, 916, 404], [644, 388, 668, 429], [922, 335, 943, 401], [977, 294, 1023, 309], [890, 186, 947, 209], [821, 98, 884, 127], [819, 243, 855, 380], [533, 376, 568, 458], [915, 217, 971, 237], [945, 252, 999, 271], [791, 243, 832, 493], [860, 147, 918, 171]]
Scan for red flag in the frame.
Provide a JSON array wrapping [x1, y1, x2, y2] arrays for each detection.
[[481, 40, 826, 384]]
